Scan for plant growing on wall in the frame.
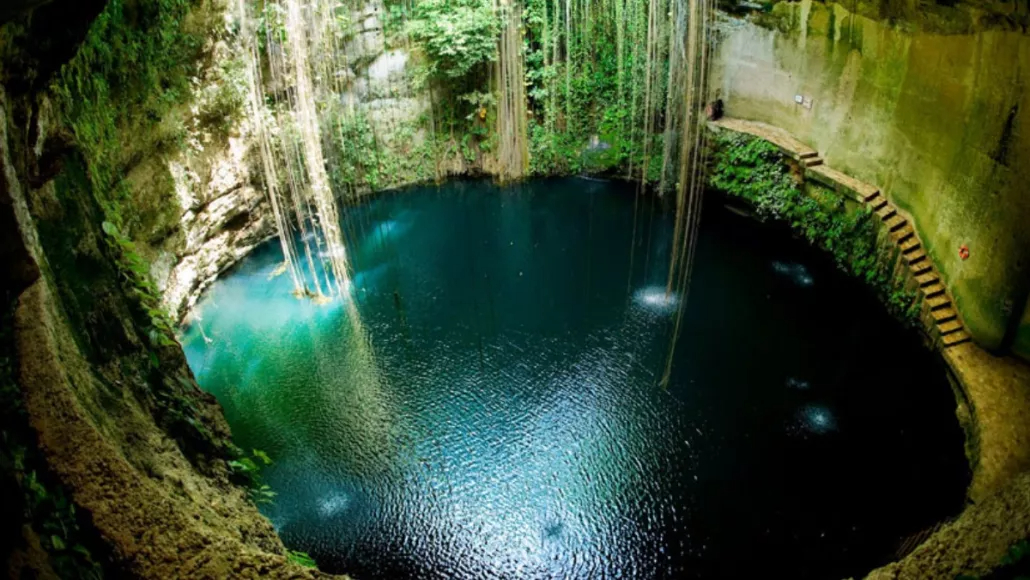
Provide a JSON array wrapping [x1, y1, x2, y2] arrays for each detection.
[[708, 130, 920, 324], [406, 0, 500, 81]]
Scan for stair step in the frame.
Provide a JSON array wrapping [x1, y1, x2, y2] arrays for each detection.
[[931, 307, 958, 323], [901, 238, 921, 254], [869, 196, 889, 211], [861, 188, 882, 202], [892, 225, 915, 243], [803, 157, 824, 168], [922, 283, 946, 298], [877, 205, 897, 220], [937, 319, 963, 335], [926, 295, 951, 311], [885, 215, 907, 232], [799, 150, 819, 159], [906, 250, 927, 265], [910, 260, 932, 276], [942, 331, 971, 347], [915, 272, 940, 287]]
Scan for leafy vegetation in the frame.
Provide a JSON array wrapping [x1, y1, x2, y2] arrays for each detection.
[[100, 221, 178, 351], [406, 0, 500, 80], [51, 0, 207, 206], [229, 448, 277, 505], [288, 550, 318, 568], [708, 130, 920, 324], [392, 0, 674, 178]]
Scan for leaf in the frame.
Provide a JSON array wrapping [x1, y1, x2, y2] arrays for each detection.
[[252, 449, 272, 465], [51, 535, 66, 551], [288, 550, 318, 568], [101, 221, 118, 236]]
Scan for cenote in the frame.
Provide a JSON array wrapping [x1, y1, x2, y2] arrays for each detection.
[[182, 177, 969, 579]]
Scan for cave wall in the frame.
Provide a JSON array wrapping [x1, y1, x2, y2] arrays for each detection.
[[139, 0, 447, 320], [123, 4, 273, 321], [0, 0, 344, 576], [710, 0, 1030, 359]]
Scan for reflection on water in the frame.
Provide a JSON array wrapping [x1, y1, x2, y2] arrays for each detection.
[[182, 178, 968, 579], [772, 260, 815, 288], [633, 286, 680, 315]]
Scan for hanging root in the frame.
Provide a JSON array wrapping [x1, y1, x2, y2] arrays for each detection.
[[660, 0, 714, 388], [495, 0, 529, 181]]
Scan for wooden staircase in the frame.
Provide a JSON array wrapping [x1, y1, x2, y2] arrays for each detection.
[[711, 117, 971, 348], [858, 187, 971, 347]]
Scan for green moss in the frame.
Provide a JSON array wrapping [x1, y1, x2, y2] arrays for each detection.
[[708, 130, 920, 324], [51, 0, 206, 210]]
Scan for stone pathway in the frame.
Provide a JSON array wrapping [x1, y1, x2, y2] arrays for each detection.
[[945, 342, 1030, 500], [711, 117, 970, 347]]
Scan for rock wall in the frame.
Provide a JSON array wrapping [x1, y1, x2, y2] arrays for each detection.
[[330, 0, 475, 191], [0, 0, 349, 575], [143, 0, 447, 320], [342, 2, 430, 140], [710, 0, 1030, 359], [0, 84, 339, 578], [124, 11, 274, 321]]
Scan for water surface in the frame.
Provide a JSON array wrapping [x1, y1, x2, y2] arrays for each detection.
[[182, 178, 968, 579]]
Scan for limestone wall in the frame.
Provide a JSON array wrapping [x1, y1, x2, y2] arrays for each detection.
[[142, 0, 438, 321], [710, 0, 1030, 358]]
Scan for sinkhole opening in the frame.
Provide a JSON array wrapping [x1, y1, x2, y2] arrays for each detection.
[[182, 177, 969, 579]]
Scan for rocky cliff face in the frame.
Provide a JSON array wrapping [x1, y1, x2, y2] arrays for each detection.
[[342, 2, 430, 139], [123, 13, 274, 321], [145, 0, 448, 321], [710, 0, 1030, 360], [0, 0, 347, 575]]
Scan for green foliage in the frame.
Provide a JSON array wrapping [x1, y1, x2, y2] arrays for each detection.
[[288, 550, 318, 568], [48, 0, 204, 359], [406, 0, 500, 80], [1002, 540, 1030, 567], [196, 55, 247, 138], [100, 221, 177, 352], [51, 0, 206, 204], [327, 111, 382, 190], [708, 130, 920, 324], [229, 448, 277, 505], [22, 473, 104, 579], [520, 0, 663, 178], [323, 110, 441, 192]]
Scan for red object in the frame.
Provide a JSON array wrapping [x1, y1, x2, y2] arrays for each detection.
[[959, 244, 970, 261]]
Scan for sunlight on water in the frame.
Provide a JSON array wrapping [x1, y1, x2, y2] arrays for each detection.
[[632, 286, 680, 314], [182, 179, 968, 580], [772, 260, 814, 288], [798, 404, 838, 434], [317, 492, 352, 518], [785, 377, 811, 390]]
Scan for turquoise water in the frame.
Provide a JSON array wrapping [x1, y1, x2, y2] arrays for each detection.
[[182, 178, 968, 579]]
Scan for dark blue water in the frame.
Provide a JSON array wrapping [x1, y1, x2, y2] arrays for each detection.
[[182, 178, 968, 579]]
